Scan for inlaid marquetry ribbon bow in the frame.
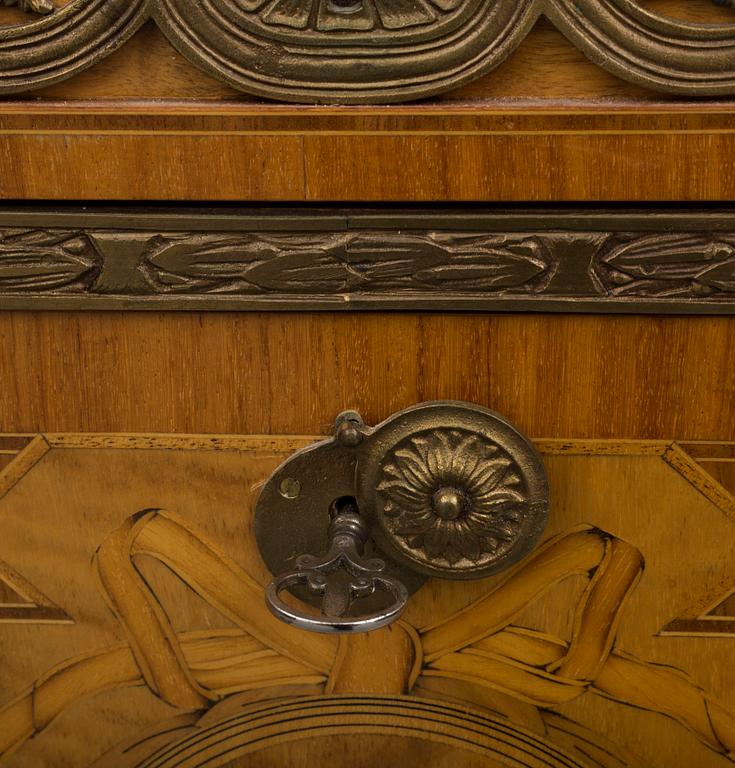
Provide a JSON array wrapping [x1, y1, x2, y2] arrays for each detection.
[[0, 509, 734, 763]]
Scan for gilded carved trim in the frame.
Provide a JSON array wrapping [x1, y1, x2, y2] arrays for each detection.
[[0, 0, 148, 93], [0, 206, 734, 313], [0, 0, 733, 102], [5, 0, 54, 13]]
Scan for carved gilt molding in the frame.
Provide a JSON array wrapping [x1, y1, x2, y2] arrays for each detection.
[[5, 0, 54, 14], [0, 0, 734, 102], [0, 0, 148, 93], [0, 206, 734, 313]]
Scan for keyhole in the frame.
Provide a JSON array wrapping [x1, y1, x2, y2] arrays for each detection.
[[330, 495, 359, 518]]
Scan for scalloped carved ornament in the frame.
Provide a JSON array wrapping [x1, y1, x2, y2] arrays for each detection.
[[4, 0, 53, 14], [0, 0, 734, 102]]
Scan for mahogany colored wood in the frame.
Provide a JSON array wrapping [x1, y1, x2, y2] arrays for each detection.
[[0, 4, 733, 767], [0, 312, 732, 440], [1, 102, 735, 201], [0, 4, 733, 201]]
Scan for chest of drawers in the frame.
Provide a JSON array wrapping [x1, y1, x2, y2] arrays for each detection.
[[0, 3, 734, 766]]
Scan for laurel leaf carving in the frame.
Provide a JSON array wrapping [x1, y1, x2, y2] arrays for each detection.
[[140, 233, 553, 295], [594, 234, 735, 298], [0, 230, 102, 293]]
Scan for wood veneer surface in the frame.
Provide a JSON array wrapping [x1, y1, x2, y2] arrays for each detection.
[[0, 2, 733, 200], [0, 312, 732, 440], [1, 105, 734, 200]]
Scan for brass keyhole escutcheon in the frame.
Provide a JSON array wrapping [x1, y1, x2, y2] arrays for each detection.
[[254, 401, 550, 633]]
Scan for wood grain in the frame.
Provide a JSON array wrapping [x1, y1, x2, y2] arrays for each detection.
[[0, 312, 732, 441], [326, 624, 419, 694], [0, 4, 731, 200], [2, 105, 734, 200], [302, 132, 735, 201], [0, 133, 304, 200], [1, 108, 735, 200], [2, 438, 735, 767], [0, 2, 731, 764], [0, 435, 48, 499], [663, 443, 735, 521]]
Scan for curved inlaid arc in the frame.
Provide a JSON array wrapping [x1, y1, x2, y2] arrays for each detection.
[[136, 696, 590, 768]]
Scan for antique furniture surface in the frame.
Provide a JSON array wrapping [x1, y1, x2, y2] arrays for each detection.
[[1, 1, 735, 767]]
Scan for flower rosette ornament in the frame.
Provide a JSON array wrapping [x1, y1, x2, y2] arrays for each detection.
[[377, 428, 537, 576]]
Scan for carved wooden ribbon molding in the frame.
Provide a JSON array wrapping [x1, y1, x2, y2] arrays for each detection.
[[1, 509, 735, 765], [2, 0, 735, 102]]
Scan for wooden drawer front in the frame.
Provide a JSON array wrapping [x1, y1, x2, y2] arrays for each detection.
[[0, 434, 734, 767]]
